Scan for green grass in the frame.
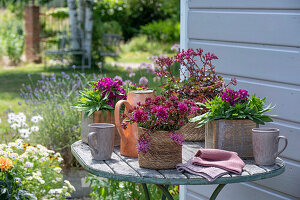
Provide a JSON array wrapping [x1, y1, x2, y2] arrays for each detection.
[[0, 62, 161, 115], [106, 35, 177, 63]]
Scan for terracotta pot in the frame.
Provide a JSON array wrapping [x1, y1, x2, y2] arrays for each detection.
[[138, 127, 182, 169], [81, 110, 120, 146], [205, 119, 258, 158], [114, 90, 155, 157]]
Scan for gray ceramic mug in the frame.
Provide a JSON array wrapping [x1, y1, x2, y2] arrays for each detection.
[[252, 128, 288, 166], [88, 123, 115, 160]]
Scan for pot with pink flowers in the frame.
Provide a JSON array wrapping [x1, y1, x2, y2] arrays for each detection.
[[154, 48, 237, 142], [73, 78, 127, 146], [123, 95, 199, 169], [191, 89, 274, 158]]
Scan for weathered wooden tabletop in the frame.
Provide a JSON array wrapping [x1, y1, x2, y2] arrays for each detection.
[[71, 140, 285, 185]]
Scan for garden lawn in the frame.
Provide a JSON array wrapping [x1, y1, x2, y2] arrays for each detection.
[[0, 62, 160, 116]]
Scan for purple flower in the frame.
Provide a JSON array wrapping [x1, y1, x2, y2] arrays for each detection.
[[139, 77, 148, 86], [137, 134, 151, 154], [178, 102, 188, 113], [171, 44, 180, 52], [155, 106, 168, 119], [114, 76, 123, 82], [221, 89, 249, 106], [125, 66, 132, 71], [18, 102, 22, 106], [170, 132, 183, 146], [129, 72, 136, 78]]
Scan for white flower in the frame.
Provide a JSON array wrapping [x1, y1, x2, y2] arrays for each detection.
[[15, 139, 23, 144], [26, 176, 33, 181], [36, 177, 45, 184], [40, 157, 48, 162], [9, 153, 19, 159], [25, 162, 33, 168], [10, 123, 21, 130], [17, 112, 26, 123], [52, 180, 57, 184], [54, 167, 62, 173], [56, 177, 62, 182], [31, 115, 43, 123], [65, 192, 71, 197], [8, 142, 17, 147], [49, 189, 63, 194], [64, 180, 75, 191], [0, 118, 1, 123], [19, 128, 31, 138], [30, 126, 39, 132]]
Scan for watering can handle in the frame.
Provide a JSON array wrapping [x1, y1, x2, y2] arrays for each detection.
[[114, 100, 132, 140]]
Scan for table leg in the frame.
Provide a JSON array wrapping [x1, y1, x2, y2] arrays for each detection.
[[142, 183, 150, 200], [161, 185, 169, 200], [156, 185, 174, 200], [209, 184, 226, 200]]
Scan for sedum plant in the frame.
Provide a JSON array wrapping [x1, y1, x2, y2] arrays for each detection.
[[123, 96, 199, 153], [190, 89, 274, 127]]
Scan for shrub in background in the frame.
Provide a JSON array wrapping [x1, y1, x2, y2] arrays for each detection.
[[0, 11, 24, 65], [141, 19, 180, 43]]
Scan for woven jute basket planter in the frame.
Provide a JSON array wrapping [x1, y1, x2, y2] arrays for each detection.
[[181, 121, 205, 141], [138, 128, 182, 169], [205, 119, 258, 158]]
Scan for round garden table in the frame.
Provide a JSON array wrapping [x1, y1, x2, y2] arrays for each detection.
[[71, 140, 285, 200]]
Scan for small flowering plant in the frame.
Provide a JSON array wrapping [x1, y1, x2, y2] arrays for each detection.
[[154, 48, 230, 104], [73, 77, 127, 117], [0, 139, 75, 199], [123, 96, 199, 153], [190, 89, 274, 127], [0, 156, 37, 200]]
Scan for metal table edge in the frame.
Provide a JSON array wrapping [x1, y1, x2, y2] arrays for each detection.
[[71, 142, 286, 185]]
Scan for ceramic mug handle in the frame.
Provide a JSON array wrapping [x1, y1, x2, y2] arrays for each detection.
[[274, 136, 288, 158], [87, 132, 98, 156]]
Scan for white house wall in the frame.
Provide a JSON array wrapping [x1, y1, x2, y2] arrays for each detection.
[[181, 0, 300, 199]]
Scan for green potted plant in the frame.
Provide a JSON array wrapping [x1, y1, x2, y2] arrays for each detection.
[[73, 77, 127, 145], [190, 88, 274, 158], [123, 95, 199, 169], [154, 48, 234, 141]]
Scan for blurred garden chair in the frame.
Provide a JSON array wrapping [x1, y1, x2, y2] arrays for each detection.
[[99, 33, 121, 58], [44, 31, 90, 71]]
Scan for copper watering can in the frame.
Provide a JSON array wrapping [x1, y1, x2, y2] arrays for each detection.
[[115, 90, 155, 157]]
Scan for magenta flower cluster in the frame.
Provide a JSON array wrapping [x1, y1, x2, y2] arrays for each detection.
[[221, 89, 249, 106], [125, 96, 199, 153], [93, 78, 127, 107]]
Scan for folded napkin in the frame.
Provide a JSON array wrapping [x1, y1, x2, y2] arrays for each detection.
[[176, 159, 229, 182], [192, 149, 245, 174]]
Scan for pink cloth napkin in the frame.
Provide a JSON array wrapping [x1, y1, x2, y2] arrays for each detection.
[[176, 159, 229, 182], [192, 149, 245, 174]]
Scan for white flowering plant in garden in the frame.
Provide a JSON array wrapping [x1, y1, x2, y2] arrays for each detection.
[[0, 112, 43, 143], [0, 139, 75, 199]]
